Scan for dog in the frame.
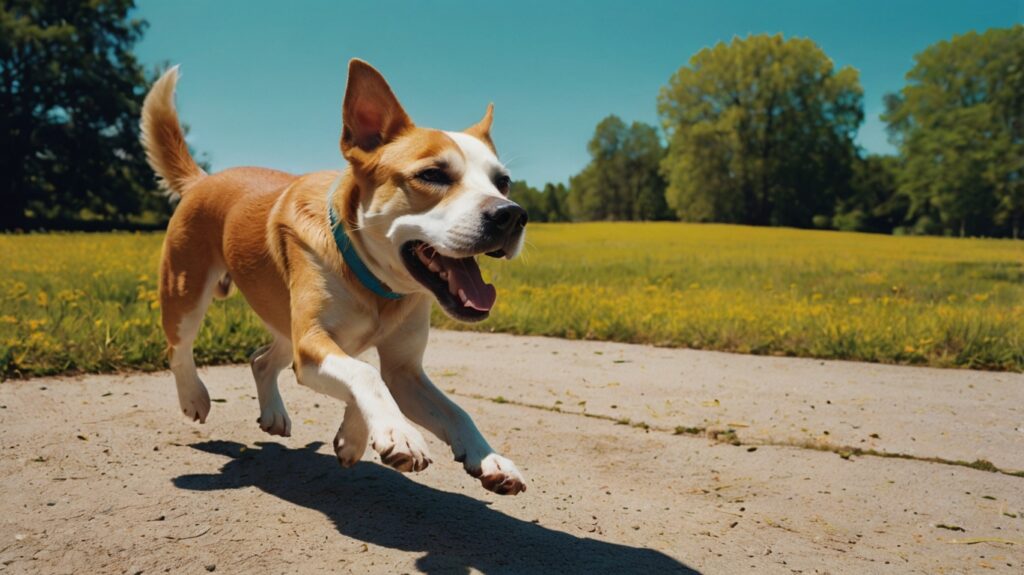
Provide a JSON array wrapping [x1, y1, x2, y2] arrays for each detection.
[[140, 59, 528, 495]]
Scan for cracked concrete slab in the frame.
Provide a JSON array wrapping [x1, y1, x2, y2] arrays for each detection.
[[0, 331, 1021, 573]]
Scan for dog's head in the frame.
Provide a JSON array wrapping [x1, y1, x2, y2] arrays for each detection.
[[339, 59, 526, 322]]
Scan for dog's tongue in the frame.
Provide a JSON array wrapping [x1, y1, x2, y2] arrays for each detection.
[[445, 256, 496, 311]]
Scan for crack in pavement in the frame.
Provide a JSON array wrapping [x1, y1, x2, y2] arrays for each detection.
[[450, 390, 1024, 479]]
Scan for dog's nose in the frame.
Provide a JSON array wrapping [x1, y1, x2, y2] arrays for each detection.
[[485, 203, 528, 233]]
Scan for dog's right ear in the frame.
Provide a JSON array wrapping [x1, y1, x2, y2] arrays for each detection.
[[341, 59, 412, 162]]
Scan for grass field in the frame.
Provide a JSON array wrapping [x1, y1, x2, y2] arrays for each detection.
[[1, 223, 1022, 379]]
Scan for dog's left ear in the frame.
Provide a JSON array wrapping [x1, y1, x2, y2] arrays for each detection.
[[341, 59, 413, 162], [464, 103, 495, 151]]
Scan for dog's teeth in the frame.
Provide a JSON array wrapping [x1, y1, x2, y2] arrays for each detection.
[[428, 260, 443, 273], [457, 289, 468, 304], [439, 271, 448, 280]]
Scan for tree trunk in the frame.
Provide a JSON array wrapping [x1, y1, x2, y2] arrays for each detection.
[[0, 185, 27, 230], [0, 153, 28, 230]]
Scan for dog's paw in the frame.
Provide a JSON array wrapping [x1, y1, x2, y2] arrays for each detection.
[[333, 417, 369, 467], [467, 453, 526, 495], [177, 385, 211, 424], [257, 406, 291, 437], [369, 420, 432, 472]]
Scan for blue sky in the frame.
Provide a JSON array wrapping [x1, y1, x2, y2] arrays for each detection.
[[134, 0, 1021, 186]]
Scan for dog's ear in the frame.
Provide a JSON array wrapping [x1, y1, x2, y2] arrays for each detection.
[[464, 103, 495, 150], [341, 59, 412, 160]]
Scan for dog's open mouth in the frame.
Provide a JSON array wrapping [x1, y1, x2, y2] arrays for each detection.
[[401, 241, 496, 322]]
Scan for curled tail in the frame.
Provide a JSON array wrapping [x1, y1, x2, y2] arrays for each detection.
[[141, 66, 205, 200]]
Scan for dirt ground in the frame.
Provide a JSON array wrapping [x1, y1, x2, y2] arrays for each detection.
[[1, 331, 1022, 574]]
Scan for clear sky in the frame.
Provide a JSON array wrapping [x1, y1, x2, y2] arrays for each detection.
[[134, 0, 1021, 186]]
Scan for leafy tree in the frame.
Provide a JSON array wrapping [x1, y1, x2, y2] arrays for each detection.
[[658, 34, 863, 227], [509, 180, 544, 221], [833, 154, 908, 233], [541, 182, 569, 222], [568, 115, 670, 221], [884, 25, 1023, 238], [509, 180, 570, 223], [0, 0, 166, 230]]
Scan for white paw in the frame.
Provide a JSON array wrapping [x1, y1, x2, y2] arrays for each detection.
[[369, 420, 432, 472], [257, 405, 291, 437], [333, 417, 369, 467], [177, 384, 211, 424], [468, 453, 526, 495]]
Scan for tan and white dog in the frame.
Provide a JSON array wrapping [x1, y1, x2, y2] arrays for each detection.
[[140, 59, 528, 495]]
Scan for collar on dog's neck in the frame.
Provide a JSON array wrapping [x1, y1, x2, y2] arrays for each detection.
[[326, 175, 404, 300]]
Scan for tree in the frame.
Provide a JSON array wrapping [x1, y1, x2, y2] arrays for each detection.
[[509, 180, 570, 223], [0, 0, 166, 230], [833, 154, 908, 233], [509, 180, 543, 221], [541, 182, 569, 222], [658, 34, 863, 228], [884, 26, 1023, 238], [568, 115, 670, 221]]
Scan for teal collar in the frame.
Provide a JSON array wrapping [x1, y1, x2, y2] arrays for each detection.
[[326, 175, 404, 300]]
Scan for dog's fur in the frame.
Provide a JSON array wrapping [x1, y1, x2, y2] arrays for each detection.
[[141, 60, 527, 495]]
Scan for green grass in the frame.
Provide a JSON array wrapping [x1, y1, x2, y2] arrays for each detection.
[[1, 223, 1022, 379], [0, 233, 269, 378]]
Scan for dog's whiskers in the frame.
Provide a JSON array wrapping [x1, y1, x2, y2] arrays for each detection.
[[501, 154, 524, 170]]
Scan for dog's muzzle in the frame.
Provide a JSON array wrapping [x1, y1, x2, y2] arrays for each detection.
[[481, 201, 528, 258]]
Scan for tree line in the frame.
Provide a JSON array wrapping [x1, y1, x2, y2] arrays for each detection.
[[520, 27, 1023, 238], [1, 2, 1019, 237]]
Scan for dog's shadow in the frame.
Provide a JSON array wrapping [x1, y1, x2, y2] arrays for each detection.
[[174, 441, 699, 574]]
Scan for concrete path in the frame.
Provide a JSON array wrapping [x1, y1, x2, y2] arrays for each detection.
[[1, 331, 1021, 574]]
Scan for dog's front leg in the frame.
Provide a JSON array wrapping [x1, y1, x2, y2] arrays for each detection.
[[332, 401, 369, 467], [385, 365, 526, 495], [378, 308, 526, 495], [295, 330, 432, 473]]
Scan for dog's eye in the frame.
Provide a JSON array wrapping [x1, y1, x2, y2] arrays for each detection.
[[416, 168, 451, 186], [494, 174, 511, 194]]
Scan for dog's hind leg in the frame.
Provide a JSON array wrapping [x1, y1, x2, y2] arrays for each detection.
[[251, 336, 293, 436], [160, 241, 222, 423]]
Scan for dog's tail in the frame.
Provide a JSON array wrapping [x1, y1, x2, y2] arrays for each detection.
[[141, 66, 206, 200]]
